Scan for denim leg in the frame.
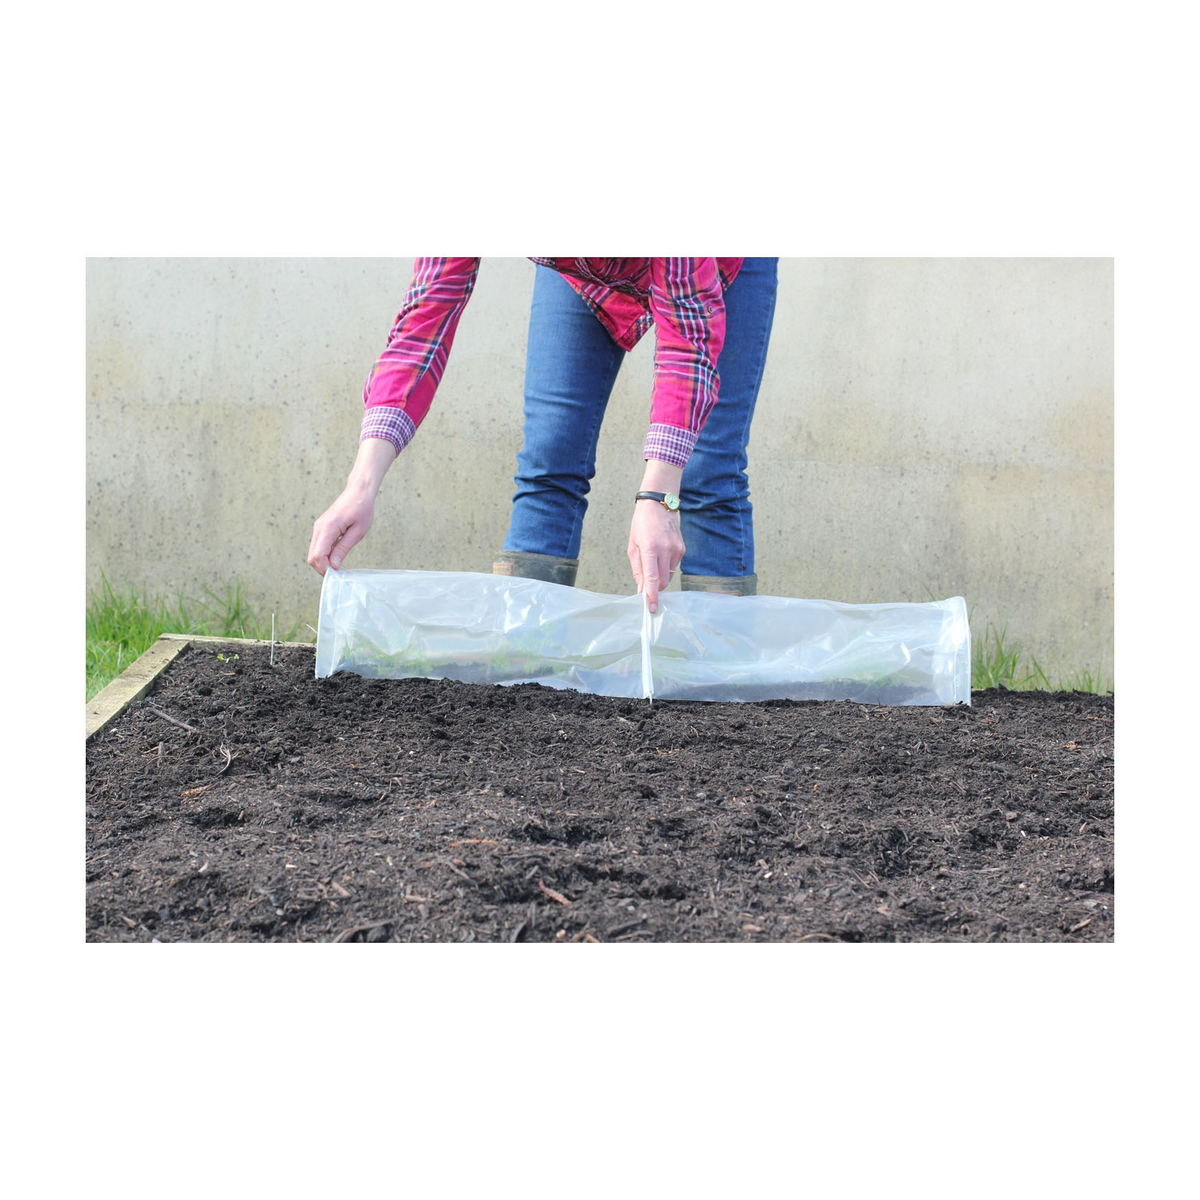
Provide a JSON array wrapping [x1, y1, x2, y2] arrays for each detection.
[[503, 266, 625, 560], [679, 257, 779, 578]]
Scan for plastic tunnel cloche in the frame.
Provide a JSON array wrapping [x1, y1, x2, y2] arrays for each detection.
[[316, 570, 971, 706]]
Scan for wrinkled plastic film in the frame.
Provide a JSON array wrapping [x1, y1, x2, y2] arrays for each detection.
[[317, 569, 647, 698], [641, 600, 656, 702], [316, 569, 971, 706]]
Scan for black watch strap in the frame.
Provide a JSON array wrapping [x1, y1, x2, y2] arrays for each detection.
[[635, 490, 681, 511]]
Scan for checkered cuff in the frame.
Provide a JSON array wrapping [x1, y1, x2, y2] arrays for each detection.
[[643, 423, 698, 469], [360, 406, 417, 455]]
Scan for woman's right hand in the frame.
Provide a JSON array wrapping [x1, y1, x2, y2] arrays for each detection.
[[308, 487, 376, 575], [307, 437, 397, 575]]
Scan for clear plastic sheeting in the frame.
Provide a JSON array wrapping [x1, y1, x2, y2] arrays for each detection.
[[316, 569, 971, 706]]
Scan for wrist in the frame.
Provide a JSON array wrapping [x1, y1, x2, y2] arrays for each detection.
[[347, 438, 396, 497], [639, 459, 683, 494]]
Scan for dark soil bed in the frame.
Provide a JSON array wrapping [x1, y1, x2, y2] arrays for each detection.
[[86, 644, 1114, 943]]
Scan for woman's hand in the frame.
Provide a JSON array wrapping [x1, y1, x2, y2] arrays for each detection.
[[627, 459, 685, 613], [307, 438, 397, 575]]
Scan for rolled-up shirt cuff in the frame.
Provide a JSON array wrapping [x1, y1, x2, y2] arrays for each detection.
[[643, 423, 698, 469], [360, 405, 417, 455]]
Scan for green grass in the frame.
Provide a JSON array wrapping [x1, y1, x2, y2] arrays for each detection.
[[86, 576, 310, 701], [971, 620, 1111, 694]]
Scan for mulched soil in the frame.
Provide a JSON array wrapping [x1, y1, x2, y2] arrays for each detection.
[[85, 644, 1114, 943]]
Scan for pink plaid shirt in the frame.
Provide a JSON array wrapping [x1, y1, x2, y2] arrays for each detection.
[[360, 257, 744, 468]]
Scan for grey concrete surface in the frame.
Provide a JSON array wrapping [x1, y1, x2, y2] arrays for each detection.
[[86, 257, 1113, 686]]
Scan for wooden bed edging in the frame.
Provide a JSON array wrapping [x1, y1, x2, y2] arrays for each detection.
[[86, 634, 315, 740]]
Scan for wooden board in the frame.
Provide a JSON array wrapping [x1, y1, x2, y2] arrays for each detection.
[[86, 635, 315, 740], [157, 633, 315, 650]]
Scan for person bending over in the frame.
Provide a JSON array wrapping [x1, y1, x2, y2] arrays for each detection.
[[308, 257, 778, 612]]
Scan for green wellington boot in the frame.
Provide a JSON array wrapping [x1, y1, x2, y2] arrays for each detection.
[[680, 573, 758, 596], [492, 550, 579, 587]]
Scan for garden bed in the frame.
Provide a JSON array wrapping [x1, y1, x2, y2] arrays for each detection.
[[85, 640, 1114, 942]]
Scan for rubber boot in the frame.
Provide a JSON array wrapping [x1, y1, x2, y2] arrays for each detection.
[[492, 550, 579, 587], [680, 573, 757, 596]]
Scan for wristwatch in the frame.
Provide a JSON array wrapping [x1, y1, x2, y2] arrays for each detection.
[[635, 490, 681, 511]]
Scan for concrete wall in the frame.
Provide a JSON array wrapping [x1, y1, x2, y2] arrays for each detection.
[[86, 258, 1113, 685]]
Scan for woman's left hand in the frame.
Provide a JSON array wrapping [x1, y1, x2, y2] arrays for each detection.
[[628, 500, 684, 613], [628, 458, 685, 612]]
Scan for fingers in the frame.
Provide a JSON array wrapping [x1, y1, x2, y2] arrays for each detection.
[[628, 505, 685, 614], [307, 521, 336, 576], [640, 550, 683, 612], [641, 545, 662, 612], [307, 514, 348, 577], [308, 497, 373, 576], [307, 520, 352, 576], [329, 523, 365, 572]]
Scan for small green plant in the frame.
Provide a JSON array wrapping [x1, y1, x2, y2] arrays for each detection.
[[86, 574, 309, 700]]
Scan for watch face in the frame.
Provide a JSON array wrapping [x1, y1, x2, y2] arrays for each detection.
[[664, 492, 680, 511]]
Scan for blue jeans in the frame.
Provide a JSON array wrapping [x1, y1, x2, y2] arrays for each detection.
[[503, 258, 779, 578]]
